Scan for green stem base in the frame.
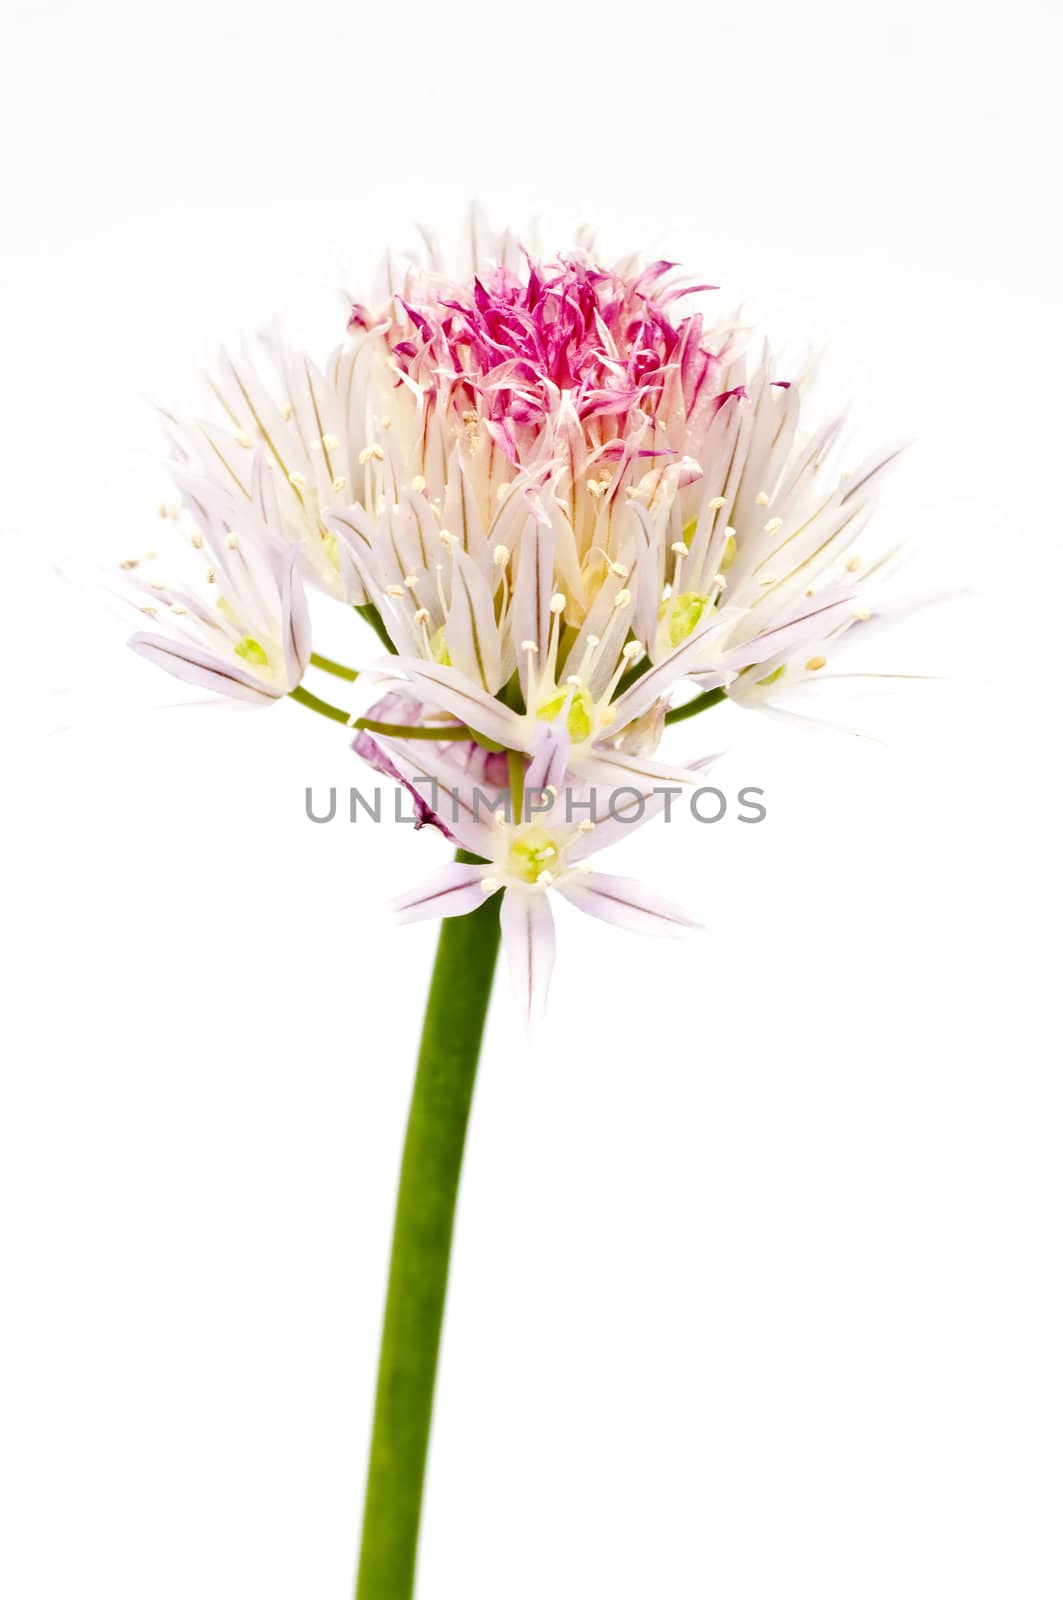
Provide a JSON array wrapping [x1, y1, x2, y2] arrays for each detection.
[[355, 851, 501, 1600]]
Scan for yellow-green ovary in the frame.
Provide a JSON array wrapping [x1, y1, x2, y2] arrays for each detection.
[[536, 685, 593, 742], [235, 636, 269, 666], [506, 826, 559, 884]]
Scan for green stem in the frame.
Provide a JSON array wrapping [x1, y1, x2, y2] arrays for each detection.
[[664, 686, 727, 726], [289, 684, 352, 724], [357, 721, 477, 742], [288, 688, 479, 742], [310, 651, 360, 682], [355, 853, 501, 1600]]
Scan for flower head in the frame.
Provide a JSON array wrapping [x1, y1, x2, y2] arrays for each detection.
[[325, 234, 906, 755], [118, 213, 923, 1019]]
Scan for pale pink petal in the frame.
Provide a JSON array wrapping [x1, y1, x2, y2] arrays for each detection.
[[393, 862, 491, 923], [709, 592, 859, 675], [821, 585, 965, 652], [371, 732, 501, 858], [562, 803, 660, 859], [558, 872, 702, 937], [564, 761, 718, 858], [444, 549, 503, 692], [324, 504, 377, 568], [500, 890, 556, 1030], [610, 606, 744, 728], [128, 634, 277, 703], [570, 745, 703, 794], [275, 545, 311, 683], [511, 515, 554, 698], [524, 723, 569, 798], [248, 447, 283, 537], [391, 660, 524, 747], [325, 509, 423, 657], [352, 699, 457, 841], [627, 500, 666, 648]]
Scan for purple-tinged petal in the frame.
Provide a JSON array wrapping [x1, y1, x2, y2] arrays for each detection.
[[525, 723, 569, 798], [369, 732, 501, 858], [353, 720, 456, 842]]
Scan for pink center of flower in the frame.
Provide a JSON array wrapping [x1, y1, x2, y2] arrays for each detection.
[[349, 256, 729, 466]]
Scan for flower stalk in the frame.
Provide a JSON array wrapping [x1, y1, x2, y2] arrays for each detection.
[[355, 855, 501, 1600], [289, 684, 353, 724], [289, 687, 481, 740], [664, 686, 728, 726], [310, 651, 360, 682]]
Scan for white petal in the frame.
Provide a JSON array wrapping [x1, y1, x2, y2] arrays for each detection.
[[558, 872, 702, 937], [610, 606, 744, 728], [563, 760, 717, 858], [325, 508, 422, 657], [275, 545, 311, 683], [525, 724, 569, 798], [511, 515, 554, 698], [570, 745, 702, 794], [710, 592, 859, 674], [500, 890, 556, 1030], [127, 634, 277, 704], [393, 862, 490, 923], [627, 500, 666, 648], [391, 660, 524, 747], [445, 549, 503, 693]]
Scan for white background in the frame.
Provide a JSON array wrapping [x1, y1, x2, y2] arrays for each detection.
[[2, 1, 1061, 1596]]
